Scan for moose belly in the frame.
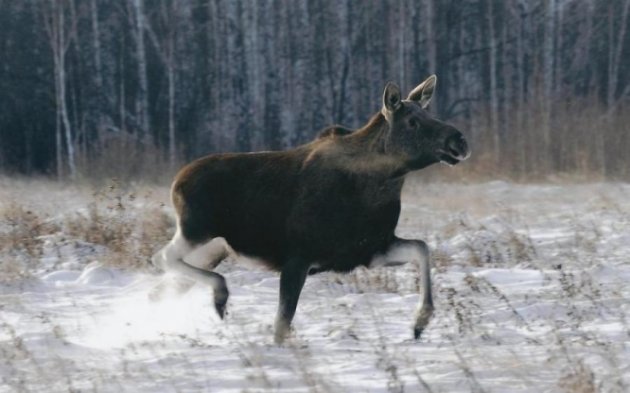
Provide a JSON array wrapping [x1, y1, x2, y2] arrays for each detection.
[[288, 199, 402, 272]]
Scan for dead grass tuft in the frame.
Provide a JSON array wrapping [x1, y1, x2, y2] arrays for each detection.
[[343, 266, 402, 294], [558, 360, 598, 393], [0, 202, 60, 280], [62, 179, 173, 270], [0, 202, 59, 258]]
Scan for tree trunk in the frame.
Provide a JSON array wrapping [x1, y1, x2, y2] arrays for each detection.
[[515, 4, 525, 175], [487, 0, 499, 164], [90, 0, 104, 148], [607, 0, 630, 109], [56, 96, 63, 179], [132, 0, 150, 142], [398, 0, 405, 85], [424, 0, 436, 75], [424, 0, 438, 115], [542, 0, 556, 172], [168, 61, 176, 168], [58, 20, 76, 179], [90, 0, 102, 91], [50, 1, 76, 179]]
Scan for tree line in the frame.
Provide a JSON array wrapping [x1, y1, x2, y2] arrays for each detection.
[[1, 0, 629, 180]]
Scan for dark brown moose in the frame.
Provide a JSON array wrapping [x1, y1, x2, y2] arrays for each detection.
[[151, 75, 470, 343]]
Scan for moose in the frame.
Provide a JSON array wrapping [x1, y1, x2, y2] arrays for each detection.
[[151, 75, 470, 343]]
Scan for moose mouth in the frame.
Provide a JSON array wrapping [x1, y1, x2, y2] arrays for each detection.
[[437, 148, 466, 166]]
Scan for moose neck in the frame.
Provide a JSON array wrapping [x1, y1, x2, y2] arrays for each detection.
[[348, 112, 390, 153], [339, 112, 409, 179]]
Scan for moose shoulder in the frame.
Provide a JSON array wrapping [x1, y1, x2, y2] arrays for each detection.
[[152, 75, 470, 344]]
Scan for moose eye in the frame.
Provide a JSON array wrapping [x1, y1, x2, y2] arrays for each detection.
[[408, 118, 419, 129]]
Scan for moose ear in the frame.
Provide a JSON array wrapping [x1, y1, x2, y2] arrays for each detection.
[[407, 74, 437, 109], [382, 82, 402, 113]]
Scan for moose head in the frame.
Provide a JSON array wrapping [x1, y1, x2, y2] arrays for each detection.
[[381, 75, 470, 170]]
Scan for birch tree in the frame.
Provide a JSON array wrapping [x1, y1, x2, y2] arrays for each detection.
[[130, 0, 151, 142], [42, 0, 77, 179]]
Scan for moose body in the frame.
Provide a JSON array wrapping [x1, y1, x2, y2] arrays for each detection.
[[152, 76, 470, 343], [174, 146, 402, 273]]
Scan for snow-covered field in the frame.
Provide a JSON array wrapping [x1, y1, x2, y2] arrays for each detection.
[[1, 177, 629, 392]]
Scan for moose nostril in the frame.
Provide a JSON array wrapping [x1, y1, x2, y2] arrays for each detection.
[[445, 135, 469, 158]]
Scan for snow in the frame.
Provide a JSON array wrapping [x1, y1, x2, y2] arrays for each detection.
[[1, 180, 630, 392]]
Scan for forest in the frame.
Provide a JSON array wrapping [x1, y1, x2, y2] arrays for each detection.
[[3, 3, 630, 391], [1, 0, 629, 180]]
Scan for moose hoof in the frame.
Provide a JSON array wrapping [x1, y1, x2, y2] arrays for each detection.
[[413, 326, 425, 340], [274, 332, 286, 345], [274, 330, 290, 345], [274, 320, 291, 345], [214, 288, 229, 319], [214, 300, 227, 319], [413, 305, 434, 340]]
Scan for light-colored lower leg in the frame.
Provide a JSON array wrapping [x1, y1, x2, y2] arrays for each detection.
[[150, 231, 195, 298], [183, 237, 230, 270], [151, 228, 192, 270], [368, 239, 434, 339], [150, 231, 230, 318], [410, 240, 433, 339], [165, 237, 231, 297], [369, 241, 421, 268]]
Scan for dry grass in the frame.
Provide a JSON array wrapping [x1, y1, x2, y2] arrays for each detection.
[[0, 202, 60, 280], [61, 179, 173, 270], [0, 202, 59, 258], [558, 361, 598, 393], [1, 178, 173, 276]]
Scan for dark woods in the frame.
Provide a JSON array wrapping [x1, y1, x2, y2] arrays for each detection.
[[1, 0, 629, 180]]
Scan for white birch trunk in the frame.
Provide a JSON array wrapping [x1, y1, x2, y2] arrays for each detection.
[[58, 6, 76, 179], [132, 0, 150, 142]]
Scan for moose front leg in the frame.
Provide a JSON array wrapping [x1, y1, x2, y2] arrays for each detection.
[[370, 238, 434, 340], [274, 258, 310, 344]]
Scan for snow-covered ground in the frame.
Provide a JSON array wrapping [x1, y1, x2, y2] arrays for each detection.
[[1, 178, 629, 392]]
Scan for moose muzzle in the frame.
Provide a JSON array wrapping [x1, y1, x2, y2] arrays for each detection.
[[439, 131, 470, 166]]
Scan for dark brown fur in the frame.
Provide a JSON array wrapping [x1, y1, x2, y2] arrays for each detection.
[[172, 114, 408, 273]]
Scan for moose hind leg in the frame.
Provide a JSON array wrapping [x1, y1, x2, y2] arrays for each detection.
[[152, 231, 230, 318], [370, 238, 434, 339]]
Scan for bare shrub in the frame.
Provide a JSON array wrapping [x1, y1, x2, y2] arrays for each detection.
[[558, 361, 597, 393], [459, 225, 536, 268], [0, 254, 39, 282], [443, 287, 479, 336], [343, 266, 402, 294], [0, 202, 58, 258], [431, 246, 455, 272], [135, 205, 174, 263], [0, 202, 60, 280], [62, 179, 173, 270]]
